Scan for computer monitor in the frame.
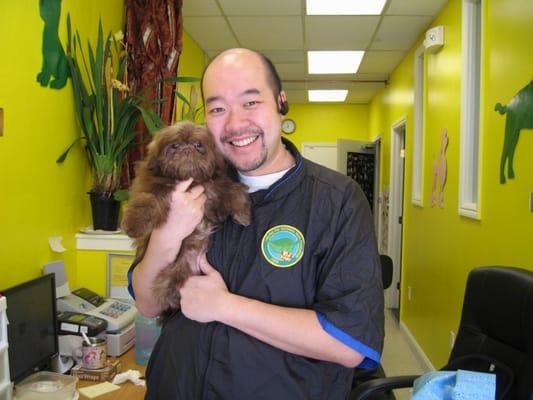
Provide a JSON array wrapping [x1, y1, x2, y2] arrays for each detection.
[[1, 274, 59, 382]]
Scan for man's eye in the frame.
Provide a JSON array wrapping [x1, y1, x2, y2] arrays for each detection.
[[208, 107, 224, 114], [244, 101, 259, 108]]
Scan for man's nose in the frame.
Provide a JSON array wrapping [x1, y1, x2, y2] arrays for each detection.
[[225, 107, 248, 132]]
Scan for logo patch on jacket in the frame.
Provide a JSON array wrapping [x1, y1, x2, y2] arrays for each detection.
[[261, 225, 305, 268]]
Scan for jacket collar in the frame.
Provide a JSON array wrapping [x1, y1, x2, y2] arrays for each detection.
[[248, 138, 305, 205]]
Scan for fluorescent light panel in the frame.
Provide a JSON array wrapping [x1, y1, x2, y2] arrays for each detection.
[[308, 90, 348, 102], [308, 51, 364, 74], [306, 0, 386, 15]]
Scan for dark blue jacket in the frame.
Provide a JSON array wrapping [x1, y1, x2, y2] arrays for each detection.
[[129, 139, 384, 400]]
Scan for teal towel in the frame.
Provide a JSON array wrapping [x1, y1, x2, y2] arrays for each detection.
[[412, 369, 496, 400]]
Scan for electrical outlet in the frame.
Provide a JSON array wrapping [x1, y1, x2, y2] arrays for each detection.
[[407, 286, 412, 301], [450, 331, 456, 349]]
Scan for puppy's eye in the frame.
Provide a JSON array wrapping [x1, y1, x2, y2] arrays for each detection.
[[193, 142, 203, 149], [170, 143, 181, 150]]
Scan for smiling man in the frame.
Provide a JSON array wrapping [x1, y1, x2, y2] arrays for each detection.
[[129, 48, 384, 400]]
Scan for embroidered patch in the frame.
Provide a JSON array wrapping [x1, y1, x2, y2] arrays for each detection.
[[261, 225, 305, 268]]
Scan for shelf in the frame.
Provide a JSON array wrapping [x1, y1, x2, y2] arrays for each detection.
[[75, 232, 135, 251]]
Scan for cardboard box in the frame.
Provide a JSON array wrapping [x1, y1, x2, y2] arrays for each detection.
[[71, 358, 121, 382]]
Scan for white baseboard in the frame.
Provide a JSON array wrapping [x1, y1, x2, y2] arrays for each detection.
[[399, 320, 436, 372]]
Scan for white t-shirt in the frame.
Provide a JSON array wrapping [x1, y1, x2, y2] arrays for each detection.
[[238, 167, 293, 193]]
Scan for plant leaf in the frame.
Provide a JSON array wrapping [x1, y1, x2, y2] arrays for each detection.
[[113, 189, 129, 202], [56, 138, 81, 163]]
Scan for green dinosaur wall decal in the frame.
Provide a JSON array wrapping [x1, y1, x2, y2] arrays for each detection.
[[36, 0, 69, 89], [495, 80, 533, 184]]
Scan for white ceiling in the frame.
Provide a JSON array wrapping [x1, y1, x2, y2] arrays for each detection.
[[183, 0, 448, 104]]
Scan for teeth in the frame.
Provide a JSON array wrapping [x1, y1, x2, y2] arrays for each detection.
[[231, 136, 257, 147]]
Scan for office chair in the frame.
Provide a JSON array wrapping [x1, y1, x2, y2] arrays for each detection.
[[349, 266, 533, 400], [350, 255, 394, 396]]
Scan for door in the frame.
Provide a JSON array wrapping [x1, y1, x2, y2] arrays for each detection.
[[301, 142, 338, 171], [387, 119, 406, 310], [337, 139, 376, 212]]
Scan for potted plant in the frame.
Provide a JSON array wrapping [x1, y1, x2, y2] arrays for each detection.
[[57, 17, 198, 230]]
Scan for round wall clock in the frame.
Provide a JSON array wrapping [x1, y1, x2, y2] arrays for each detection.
[[281, 118, 296, 134]]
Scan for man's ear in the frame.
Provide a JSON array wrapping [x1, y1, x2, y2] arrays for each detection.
[[278, 91, 289, 115]]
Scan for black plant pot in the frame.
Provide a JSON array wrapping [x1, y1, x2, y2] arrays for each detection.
[[89, 192, 120, 231]]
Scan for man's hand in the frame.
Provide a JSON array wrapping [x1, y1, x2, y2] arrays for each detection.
[[132, 178, 206, 317], [179, 254, 230, 323], [161, 177, 206, 239]]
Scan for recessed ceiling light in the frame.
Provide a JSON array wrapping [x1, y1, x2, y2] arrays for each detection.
[[306, 0, 386, 15], [308, 51, 364, 74], [308, 90, 348, 102]]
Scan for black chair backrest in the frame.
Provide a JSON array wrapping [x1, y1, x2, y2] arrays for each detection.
[[446, 266, 533, 400], [379, 255, 393, 290]]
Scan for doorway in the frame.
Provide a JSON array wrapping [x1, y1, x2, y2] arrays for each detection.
[[301, 142, 338, 171], [387, 118, 406, 312]]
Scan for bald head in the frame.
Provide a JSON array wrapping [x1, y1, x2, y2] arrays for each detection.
[[201, 48, 288, 115]]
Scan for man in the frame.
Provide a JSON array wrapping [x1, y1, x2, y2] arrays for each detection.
[[129, 48, 384, 399]]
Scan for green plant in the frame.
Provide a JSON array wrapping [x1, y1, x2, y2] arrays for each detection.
[[57, 16, 199, 199]]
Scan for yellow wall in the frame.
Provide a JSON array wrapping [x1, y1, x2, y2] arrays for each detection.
[[174, 32, 207, 122], [284, 104, 370, 149], [370, 0, 533, 366], [0, 4, 206, 294], [0, 1, 124, 290]]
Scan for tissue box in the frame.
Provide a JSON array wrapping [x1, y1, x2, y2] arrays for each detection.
[[15, 371, 78, 400], [71, 358, 121, 382]]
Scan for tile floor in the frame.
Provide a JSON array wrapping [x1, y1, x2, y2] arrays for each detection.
[[380, 308, 429, 400]]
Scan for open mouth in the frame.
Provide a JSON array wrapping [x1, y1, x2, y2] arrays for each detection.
[[229, 135, 259, 147]]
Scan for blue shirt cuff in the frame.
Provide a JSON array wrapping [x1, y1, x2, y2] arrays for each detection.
[[316, 311, 381, 369]]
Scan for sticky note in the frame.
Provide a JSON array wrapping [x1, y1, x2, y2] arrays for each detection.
[[78, 381, 120, 398]]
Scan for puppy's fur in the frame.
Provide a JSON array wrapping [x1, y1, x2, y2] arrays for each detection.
[[122, 122, 251, 315]]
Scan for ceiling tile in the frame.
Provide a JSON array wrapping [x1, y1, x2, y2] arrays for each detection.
[[354, 73, 390, 81], [183, 0, 221, 17], [370, 15, 432, 50], [282, 81, 307, 91], [358, 51, 405, 74], [346, 83, 385, 103], [183, 1, 446, 104], [305, 16, 379, 50], [386, 0, 448, 16], [261, 50, 305, 64], [275, 63, 306, 80], [218, 0, 301, 15], [284, 90, 308, 104], [228, 16, 303, 50], [184, 17, 239, 50]]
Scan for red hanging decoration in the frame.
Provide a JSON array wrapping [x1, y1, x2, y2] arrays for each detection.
[[123, 0, 183, 184]]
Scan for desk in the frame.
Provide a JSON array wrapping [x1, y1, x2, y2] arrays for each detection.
[[78, 347, 146, 399]]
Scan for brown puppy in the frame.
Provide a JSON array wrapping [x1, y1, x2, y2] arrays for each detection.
[[122, 121, 251, 315]]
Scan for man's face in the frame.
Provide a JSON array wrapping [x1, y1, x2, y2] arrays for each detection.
[[202, 50, 284, 176]]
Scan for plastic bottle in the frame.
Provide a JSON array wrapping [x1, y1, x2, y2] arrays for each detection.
[[134, 313, 161, 365]]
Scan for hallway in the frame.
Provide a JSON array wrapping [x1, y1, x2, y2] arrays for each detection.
[[380, 309, 429, 400]]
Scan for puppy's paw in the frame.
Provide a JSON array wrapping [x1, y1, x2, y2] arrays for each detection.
[[121, 194, 158, 238], [232, 210, 251, 226]]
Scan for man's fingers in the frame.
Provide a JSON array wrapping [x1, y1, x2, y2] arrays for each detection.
[[175, 177, 194, 192], [198, 253, 216, 276], [188, 184, 205, 199]]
